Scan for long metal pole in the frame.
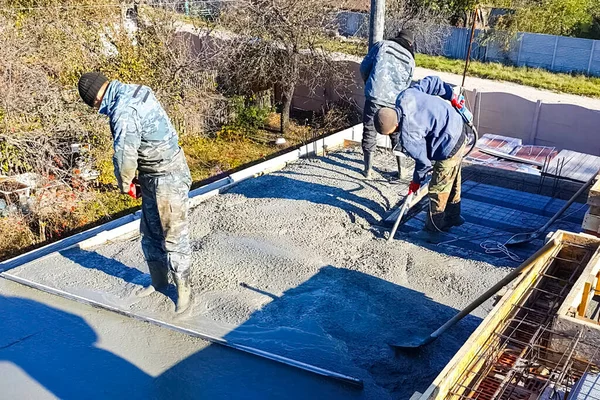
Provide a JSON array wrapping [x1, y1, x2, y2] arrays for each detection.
[[368, 0, 385, 49], [461, 8, 478, 89]]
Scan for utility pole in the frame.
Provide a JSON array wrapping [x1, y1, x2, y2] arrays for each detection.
[[368, 0, 385, 49]]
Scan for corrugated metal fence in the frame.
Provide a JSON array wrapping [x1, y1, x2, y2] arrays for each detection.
[[336, 11, 600, 77], [444, 28, 600, 76]]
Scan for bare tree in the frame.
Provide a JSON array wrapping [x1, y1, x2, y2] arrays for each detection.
[[217, 0, 345, 134], [385, 0, 452, 56]]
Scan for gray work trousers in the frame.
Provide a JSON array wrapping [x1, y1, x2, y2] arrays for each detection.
[[139, 167, 192, 279], [362, 98, 401, 156]]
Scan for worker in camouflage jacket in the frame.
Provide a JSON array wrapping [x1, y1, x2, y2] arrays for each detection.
[[78, 72, 193, 313], [374, 76, 467, 243], [359, 29, 416, 179]]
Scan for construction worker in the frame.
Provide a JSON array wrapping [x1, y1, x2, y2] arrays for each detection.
[[359, 29, 416, 179], [373, 76, 467, 242], [77, 72, 193, 313]]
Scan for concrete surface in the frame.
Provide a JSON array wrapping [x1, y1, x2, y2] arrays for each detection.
[[0, 278, 373, 400], [3, 148, 517, 399]]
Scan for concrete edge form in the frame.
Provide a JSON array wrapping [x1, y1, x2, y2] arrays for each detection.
[[0, 272, 364, 388], [0, 123, 363, 273]]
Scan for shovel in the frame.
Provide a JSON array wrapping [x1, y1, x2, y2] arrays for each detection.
[[505, 172, 596, 246], [390, 238, 559, 349]]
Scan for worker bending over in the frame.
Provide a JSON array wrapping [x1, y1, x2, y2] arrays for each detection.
[[374, 76, 467, 242], [78, 72, 193, 313], [359, 29, 415, 179]]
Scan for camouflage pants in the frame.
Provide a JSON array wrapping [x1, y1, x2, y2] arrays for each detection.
[[429, 142, 466, 216], [139, 167, 192, 279]]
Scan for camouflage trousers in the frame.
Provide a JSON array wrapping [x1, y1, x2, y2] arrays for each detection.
[[139, 167, 192, 279], [428, 142, 466, 216]]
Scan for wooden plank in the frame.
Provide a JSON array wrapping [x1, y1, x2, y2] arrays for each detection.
[[594, 271, 600, 295], [416, 233, 564, 400], [578, 281, 592, 317]]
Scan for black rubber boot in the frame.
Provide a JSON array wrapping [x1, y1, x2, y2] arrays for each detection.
[[137, 261, 169, 297], [396, 156, 403, 180], [174, 272, 192, 314], [445, 202, 465, 229], [362, 152, 374, 179], [409, 212, 446, 243]]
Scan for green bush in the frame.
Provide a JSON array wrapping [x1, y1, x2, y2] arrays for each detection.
[[219, 95, 271, 139]]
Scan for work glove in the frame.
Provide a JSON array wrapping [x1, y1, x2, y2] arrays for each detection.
[[408, 181, 420, 195], [451, 93, 465, 110], [128, 177, 141, 199]]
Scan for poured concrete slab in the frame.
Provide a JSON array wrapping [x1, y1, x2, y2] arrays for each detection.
[[4, 148, 556, 399]]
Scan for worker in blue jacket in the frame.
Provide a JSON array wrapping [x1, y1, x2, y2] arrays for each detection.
[[374, 76, 467, 242], [359, 29, 415, 179], [78, 72, 193, 313]]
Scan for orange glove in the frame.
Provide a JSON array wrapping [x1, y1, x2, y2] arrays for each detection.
[[408, 181, 420, 195]]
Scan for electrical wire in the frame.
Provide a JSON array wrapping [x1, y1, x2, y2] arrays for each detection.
[[480, 240, 523, 262]]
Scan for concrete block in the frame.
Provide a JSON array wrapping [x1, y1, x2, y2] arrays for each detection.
[[590, 206, 600, 216], [589, 178, 600, 207], [583, 210, 600, 233]]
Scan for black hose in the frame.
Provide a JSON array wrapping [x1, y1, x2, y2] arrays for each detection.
[[464, 123, 478, 158]]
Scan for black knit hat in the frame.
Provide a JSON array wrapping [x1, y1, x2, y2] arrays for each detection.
[[396, 29, 415, 45], [78, 72, 108, 107]]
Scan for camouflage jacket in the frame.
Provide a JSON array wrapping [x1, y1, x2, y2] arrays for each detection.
[[360, 40, 415, 107], [99, 81, 185, 193], [395, 76, 465, 183]]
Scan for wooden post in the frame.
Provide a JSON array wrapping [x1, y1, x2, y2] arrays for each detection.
[[578, 281, 592, 317]]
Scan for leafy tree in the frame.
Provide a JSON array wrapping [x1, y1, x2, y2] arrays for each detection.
[[489, 0, 599, 38]]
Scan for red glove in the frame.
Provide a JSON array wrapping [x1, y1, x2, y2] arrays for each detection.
[[408, 181, 420, 195], [451, 93, 465, 110], [128, 178, 141, 199]]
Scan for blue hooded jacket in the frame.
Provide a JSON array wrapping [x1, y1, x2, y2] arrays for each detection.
[[395, 76, 465, 183], [99, 81, 185, 193]]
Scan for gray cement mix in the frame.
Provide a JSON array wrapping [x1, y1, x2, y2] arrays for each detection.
[[6, 148, 514, 399]]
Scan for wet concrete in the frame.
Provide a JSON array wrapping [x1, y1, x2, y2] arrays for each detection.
[[4, 148, 520, 399]]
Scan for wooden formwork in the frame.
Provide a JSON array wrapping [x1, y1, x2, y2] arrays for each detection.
[[413, 230, 600, 400]]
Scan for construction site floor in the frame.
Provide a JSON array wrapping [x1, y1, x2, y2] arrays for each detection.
[[0, 147, 586, 399]]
